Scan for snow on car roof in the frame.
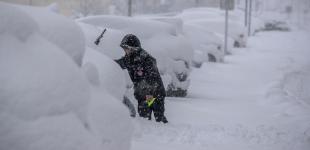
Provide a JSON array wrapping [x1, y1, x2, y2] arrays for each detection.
[[134, 15, 184, 34], [187, 19, 246, 39], [77, 15, 193, 62], [77, 15, 177, 39], [184, 23, 222, 46]]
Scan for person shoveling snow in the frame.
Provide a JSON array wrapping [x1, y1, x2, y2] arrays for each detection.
[[115, 34, 168, 123]]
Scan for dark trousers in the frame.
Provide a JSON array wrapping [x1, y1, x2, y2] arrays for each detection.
[[137, 97, 167, 122]]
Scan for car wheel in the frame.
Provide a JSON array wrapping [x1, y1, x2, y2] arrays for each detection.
[[208, 54, 217, 62], [234, 41, 240, 48], [165, 73, 188, 97], [166, 85, 187, 97], [176, 72, 188, 82], [192, 61, 202, 68]]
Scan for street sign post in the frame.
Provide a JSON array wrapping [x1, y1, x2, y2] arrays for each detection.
[[128, 0, 132, 17], [248, 0, 252, 36], [220, 0, 235, 10], [245, 0, 248, 26], [220, 0, 234, 55]]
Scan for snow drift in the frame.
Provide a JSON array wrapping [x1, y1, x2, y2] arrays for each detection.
[[17, 4, 86, 66], [0, 2, 133, 150], [0, 1, 90, 124]]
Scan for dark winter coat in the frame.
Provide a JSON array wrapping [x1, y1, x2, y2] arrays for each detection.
[[115, 48, 166, 102]]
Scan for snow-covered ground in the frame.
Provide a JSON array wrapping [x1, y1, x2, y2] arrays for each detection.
[[1, 2, 310, 150], [131, 30, 310, 150]]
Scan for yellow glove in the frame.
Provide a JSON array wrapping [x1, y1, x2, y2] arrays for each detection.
[[145, 95, 156, 107]]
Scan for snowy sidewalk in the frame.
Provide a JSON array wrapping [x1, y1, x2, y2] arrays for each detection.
[[132, 31, 310, 150]]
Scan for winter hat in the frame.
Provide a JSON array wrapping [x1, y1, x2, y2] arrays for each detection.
[[120, 34, 141, 49]]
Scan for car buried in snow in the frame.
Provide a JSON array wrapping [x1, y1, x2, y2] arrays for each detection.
[[183, 23, 235, 68], [134, 14, 231, 68], [185, 18, 247, 48], [176, 7, 249, 48], [255, 20, 290, 32], [77, 15, 194, 97]]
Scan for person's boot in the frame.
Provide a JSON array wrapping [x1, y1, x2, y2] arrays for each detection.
[[161, 115, 168, 123], [154, 112, 168, 123], [147, 111, 152, 120]]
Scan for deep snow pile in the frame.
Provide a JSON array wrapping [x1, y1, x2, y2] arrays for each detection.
[[17, 4, 86, 66], [0, 3, 93, 149], [0, 2, 132, 150], [0, 2, 89, 124], [82, 47, 133, 150]]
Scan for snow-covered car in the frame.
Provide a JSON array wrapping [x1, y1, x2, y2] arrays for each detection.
[[183, 23, 229, 67], [176, 7, 249, 48], [179, 7, 265, 35], [255, 20, 290, 32], [0, 2, 132, 150], [135, 14, 232, 68], [77, 15, 194, 97], [134, 14, 184, 34], [186, 18, 247, 48]]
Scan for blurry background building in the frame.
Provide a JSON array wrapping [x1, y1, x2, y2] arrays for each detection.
[[0, 0, 221, 17], [1, 0, 309, 26]]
